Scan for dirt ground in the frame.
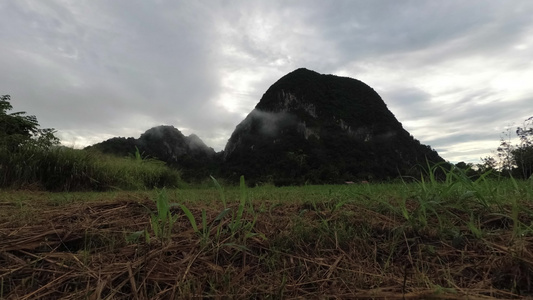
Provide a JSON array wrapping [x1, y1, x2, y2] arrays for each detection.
[[1, 191, 532, 299]]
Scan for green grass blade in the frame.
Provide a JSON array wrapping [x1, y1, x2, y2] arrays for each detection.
[[236, 175, 246, 225], [155, 188, 170, 222], [202, 209, 207, 236], [210, 175, 227, 208], [180, 204, 199, 233], [126, 230, 145, 243], [214, 208, 232, 222]]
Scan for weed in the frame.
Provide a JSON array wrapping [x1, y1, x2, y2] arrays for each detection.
[[146, 188, 179, 243]]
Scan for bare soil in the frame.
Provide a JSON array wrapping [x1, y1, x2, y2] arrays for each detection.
[[1, 191, 532, 299]]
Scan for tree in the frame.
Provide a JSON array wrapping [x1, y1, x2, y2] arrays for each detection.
[[486, 116, 533, 179], [479, 156, 497, 173], [0, 95, 59, 151], [496, 127, 515, 175], [513, 117, 533, 179]]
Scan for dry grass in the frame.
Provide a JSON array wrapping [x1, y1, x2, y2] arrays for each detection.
[[1, 190, 532, 299]]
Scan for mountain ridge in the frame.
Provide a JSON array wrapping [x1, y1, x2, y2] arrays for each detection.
[[89, 68, 444, 185], [222, 68, 443, 184]]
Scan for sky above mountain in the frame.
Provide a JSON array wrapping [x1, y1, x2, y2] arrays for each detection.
[[1, 1, 532, 164]]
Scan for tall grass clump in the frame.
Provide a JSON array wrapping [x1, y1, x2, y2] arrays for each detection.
[[90, 147, 182, 190], [0, 145, 182, 191], [382, 161, 533, 241]]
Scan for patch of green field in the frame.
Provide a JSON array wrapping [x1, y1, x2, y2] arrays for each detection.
[[1, 169, 532, 299]]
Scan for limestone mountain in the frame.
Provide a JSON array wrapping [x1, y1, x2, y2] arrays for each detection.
[[87, 125, 217, 180], [223, 68, 443, 185]]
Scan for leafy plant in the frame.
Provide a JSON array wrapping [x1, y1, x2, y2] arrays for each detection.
[[148, 188, 179, 243], [210, 175, 227, 209]]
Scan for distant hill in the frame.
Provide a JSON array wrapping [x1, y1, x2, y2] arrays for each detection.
[[222, 68, 443, 185], [87, 125, 218, 181], [88, 68, 444, 185]]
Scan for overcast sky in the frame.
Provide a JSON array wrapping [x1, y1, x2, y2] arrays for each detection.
[[1, 1, 532, 164]]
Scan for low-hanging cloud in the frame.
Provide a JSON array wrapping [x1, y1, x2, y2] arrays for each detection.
[[238, 109, 297, 138]]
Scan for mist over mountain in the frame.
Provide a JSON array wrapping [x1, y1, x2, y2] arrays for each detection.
[[222, 68, 443, 185]]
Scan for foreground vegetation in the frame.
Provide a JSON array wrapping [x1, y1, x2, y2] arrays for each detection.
[[1, 167, 532, 299], [0, 145, 183, 191]]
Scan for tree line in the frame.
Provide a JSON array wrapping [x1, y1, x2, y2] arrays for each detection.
[[455, 116, 533, 180]]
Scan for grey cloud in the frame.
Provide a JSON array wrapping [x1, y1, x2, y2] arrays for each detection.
[[431, 96, 531, 128], [1, 1, 228, 141], [428, 133, 500, 149], [318, 1, 533, 62], [1, 0, 532, 162], [383, 87, 435, 120]]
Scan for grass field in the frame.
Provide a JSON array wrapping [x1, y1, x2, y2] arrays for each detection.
[[1, 170, 533, 299]]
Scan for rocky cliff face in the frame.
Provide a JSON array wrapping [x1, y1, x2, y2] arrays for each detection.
[[223, 68, 443, 184], [137, 126, 215, 162]]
